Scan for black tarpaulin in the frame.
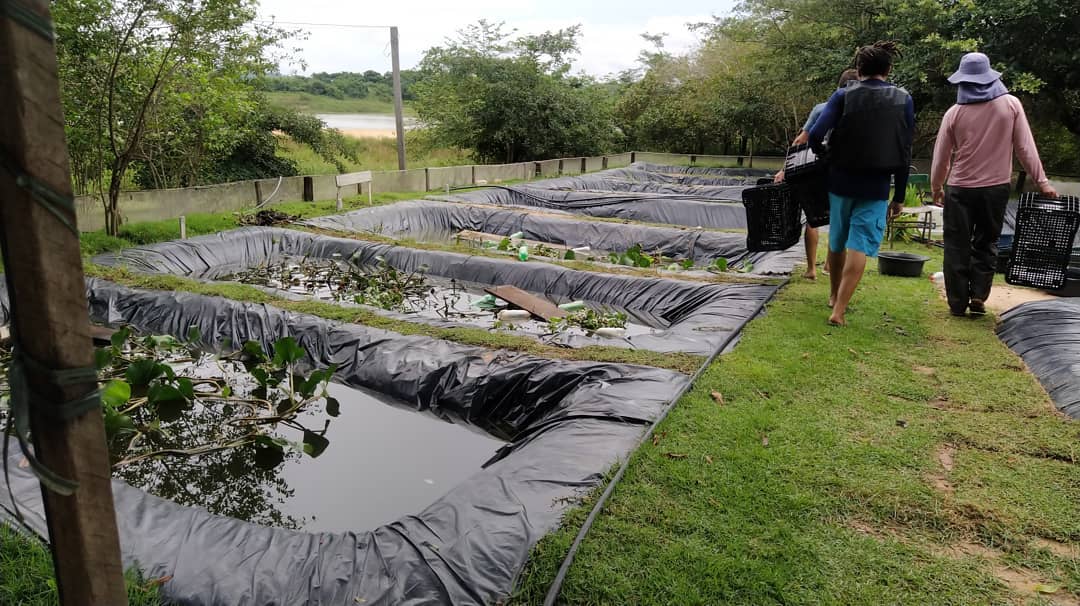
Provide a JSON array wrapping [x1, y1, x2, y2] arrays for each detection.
[[444, 185, 750, 229], [997, 298, 1080, 418], [301, 200, 802, 274], [93, 227, 784, 356], [0, 279, 688, 605]]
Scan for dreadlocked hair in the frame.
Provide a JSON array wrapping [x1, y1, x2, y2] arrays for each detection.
[[854, 41, 902, 78]]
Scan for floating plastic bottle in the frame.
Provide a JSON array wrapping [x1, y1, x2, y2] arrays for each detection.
[[558, 301, 586, 312], [497, 309, 531, 322], [509, 232, 525, 240], [518, 245, 529, 261], [593, 327, 627, 339]]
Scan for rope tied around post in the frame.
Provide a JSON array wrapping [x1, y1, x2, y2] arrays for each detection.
[[0, 151, 97, 499], [4, 346, 101, 496], [0, 0, 55, 42]]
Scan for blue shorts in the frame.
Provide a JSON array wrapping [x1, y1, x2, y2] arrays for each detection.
[[828, 194, 888, 257]]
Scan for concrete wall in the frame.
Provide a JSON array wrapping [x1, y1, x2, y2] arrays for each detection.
[[558, 157, 584, 176], [77, 180, 257, 232], [427, 166, 473, 191], [606, 153, 633, 169], [372, 168, 427, 193], [475, 162, 529, 183], [78, 150, 811, 232], [536, 160, 560, 177]]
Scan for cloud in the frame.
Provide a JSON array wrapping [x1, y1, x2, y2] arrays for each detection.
[[258, 0, 715, 77]]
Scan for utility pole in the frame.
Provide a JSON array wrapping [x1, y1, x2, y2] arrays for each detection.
[[0, 1, 128, 604], [390, 25, 406, 171]]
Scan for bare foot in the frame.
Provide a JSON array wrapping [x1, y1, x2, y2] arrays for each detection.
[[804, 270, 817, 280], [828, 314, 845, 326], [828, 297, 836, 308]]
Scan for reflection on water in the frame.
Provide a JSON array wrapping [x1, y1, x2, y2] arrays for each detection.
[[119, 382, 504, 532], [316, 113, 418, 131]]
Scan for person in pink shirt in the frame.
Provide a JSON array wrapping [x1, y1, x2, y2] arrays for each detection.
[[931, 52, 1058, 317]]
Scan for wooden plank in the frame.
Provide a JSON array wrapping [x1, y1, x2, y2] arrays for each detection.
[[484, 285, 567, 321], [335, 170, 373, 187], [0, 2, 128, 604]]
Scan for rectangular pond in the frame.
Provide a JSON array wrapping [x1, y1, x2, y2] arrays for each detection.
[[94, 227, 783, 355]]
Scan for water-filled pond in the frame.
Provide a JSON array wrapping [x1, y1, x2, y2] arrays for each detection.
[[118, 381, 504, 531]]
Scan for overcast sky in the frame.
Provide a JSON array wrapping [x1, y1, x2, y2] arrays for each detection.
[[257, 0, 738, 78]]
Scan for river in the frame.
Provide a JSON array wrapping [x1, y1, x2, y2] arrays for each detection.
[[316, 113, 418, 138]]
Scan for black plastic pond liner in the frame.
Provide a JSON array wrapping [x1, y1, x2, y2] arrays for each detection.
[[997, 299, 1080, 419], [92, 227, 783, 356], [533, 174, 749, 200], [301, 200, 802, 274], [0, 278, 689, 605], [446, 185, 750, 229]]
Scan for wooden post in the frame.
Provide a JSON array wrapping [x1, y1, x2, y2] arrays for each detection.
[[253, 180, 263, 205], [602, 156, 608, 170], [0, 2, 128, 604], [580, 157, 587, 174], [558, 159, 564, 175], [630, 151, 636, 164], [179, 215, 187, 239], [390, 26, 406, 171], [302, 176, 314, 202]]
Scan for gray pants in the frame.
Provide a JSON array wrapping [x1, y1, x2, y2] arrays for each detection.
[[943, 184, 1011, 312]]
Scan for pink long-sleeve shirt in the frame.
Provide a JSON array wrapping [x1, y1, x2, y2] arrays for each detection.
[[931, 94, 1048, 192]]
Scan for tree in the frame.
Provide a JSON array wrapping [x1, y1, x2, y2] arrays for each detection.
[[53, 0, 292, 235], [413, 21, 621, 163]]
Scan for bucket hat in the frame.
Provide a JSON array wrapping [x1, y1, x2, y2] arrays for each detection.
[[947, 52, 1002, 85]]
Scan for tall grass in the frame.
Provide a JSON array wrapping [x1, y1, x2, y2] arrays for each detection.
[[265, 91, 413, 115], [276, 133, 472, 174]]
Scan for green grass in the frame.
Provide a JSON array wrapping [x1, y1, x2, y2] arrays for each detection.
[[264, 91, 413, 115], [78, 191, 424, 255], [514, 243, 1080, 605], [0, 525, 163, 605], [276, 134, 472, 174]]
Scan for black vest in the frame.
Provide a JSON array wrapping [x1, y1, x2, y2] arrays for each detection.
[[829, 82, 912, 171]]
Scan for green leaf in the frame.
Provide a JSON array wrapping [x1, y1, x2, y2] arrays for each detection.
[[1034, 584, 1061, 595], [143, 335, 180, 350], [101, 380, 131, 410], [94, 347, 115, 371], [325, 396, 340, 417], [242, 340, 267, 362], [103, 408, 134, 439], [563, 250, 576, 260], [126, 359, 165, 387], [221, 385, 232, 398], [302, 430, 330, 458], [713, 258, 729, 272], [186, 325, 202, 343], [271, 337, 305, 367], [148, 383, 187, 407], [176, 377, 195, 400], [110, 326, 131, 351]]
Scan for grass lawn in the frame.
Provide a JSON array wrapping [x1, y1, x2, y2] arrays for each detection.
[[515, 243, 1080, 605], [0, 526, 162, 605], [264, 91, 413, 116]]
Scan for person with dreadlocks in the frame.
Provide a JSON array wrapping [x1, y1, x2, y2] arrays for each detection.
[[809, 41, 914, 326], [931, 52, 1057, 317], [775, 68, 860, 280]]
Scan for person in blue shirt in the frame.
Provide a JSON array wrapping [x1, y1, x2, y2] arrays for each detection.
[[775, 69, 859, 280], [809, 41, 915, 326]]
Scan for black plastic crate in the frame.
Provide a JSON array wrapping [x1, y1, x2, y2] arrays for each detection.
[[1005, 194, 1080, 290], [742, 183, 802, 252], [783, 143, 827, 185], [789, 178, 830, 228]]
